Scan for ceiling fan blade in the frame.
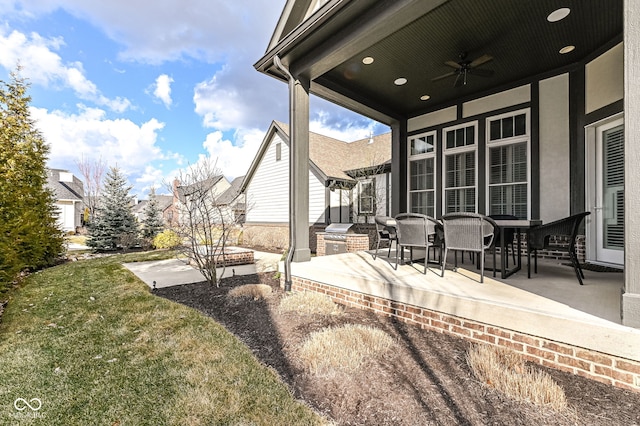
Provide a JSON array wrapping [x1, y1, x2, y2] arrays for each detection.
[[453, 72, 465, 88], [469, 54, 493, 68], [431, 71, 457, 81], [444, 60, 462, 69], [468, 68, 494, 77]]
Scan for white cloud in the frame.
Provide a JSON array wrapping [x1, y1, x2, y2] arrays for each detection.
[[0, 28, 131, 112], [1, 0, 281, 64], [31, 104, 167, 185], [193, 61, 288, 131], [152, 74, 173, 108], [201, 128, 264, 179]]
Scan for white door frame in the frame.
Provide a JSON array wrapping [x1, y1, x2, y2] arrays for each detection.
[[585, 113, 624, 266]]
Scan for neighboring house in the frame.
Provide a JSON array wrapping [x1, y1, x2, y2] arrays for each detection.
[[46, 168, 84, 232], [253, 0, 640, 327], [173, 175, 231, 224], [217, 176, 246, 224], [132, 195, 174, 228], [240, 120, 391, 250]]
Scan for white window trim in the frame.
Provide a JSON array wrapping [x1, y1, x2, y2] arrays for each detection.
[[442, 122, 478, 214], [407, 131, 437, 216], [485, 108, 531, 219], [357, 178, 375, 215]]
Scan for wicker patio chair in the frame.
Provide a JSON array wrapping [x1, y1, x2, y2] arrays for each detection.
[[441, 213, 497, 283], [489, 214, 518, 267], [373, 215, 397, 260], [527, 211, 591, 285], [394, 213, 441, 274]]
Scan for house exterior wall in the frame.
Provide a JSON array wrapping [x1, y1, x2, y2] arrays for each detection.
[[55, 201, 77, 232], [245, 131, 326, 225], [586, 42, 624, 114], [328, 188, 350, 223], [539, 73, 571, 223]]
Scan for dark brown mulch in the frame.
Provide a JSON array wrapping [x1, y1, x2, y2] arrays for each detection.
[[155, 273, 640, 426]]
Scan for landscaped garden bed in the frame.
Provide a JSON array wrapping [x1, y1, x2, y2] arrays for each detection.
[[157, 272, 640, 426]]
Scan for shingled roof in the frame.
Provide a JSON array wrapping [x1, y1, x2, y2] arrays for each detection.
[[272, 121, 391, 183], [47, 169, 83, 201]]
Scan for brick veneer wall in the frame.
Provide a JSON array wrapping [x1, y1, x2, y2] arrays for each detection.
[[503, 234, 587, 263], [189, 249, 254, 267], [286, 276, 640, 392], [316, 234, 370, 256]]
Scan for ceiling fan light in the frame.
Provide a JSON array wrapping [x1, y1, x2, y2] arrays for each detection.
[[394, 77, 407, 86], [362, 56, 374, 65], [547, 8, 570, 22], [420, 95, 430, 101], [559, 45, 575, 54]]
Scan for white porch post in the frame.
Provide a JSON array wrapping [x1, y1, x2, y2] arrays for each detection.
[[290, 73, 311, 262], [623, 0, 640, 327]]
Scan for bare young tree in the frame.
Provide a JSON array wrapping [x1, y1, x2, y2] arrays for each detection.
[[167, 157, 238, 287], [75, 155, 106, 223]]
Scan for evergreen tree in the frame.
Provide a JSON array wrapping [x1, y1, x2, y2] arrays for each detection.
[[141, 187, 164, 240], [87, 166, 138, 251], [0, 71, 63, 290]]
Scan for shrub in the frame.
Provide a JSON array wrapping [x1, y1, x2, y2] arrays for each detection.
[[299, 324, 394, 375], [153, 230, 182, 249], [227, 284, 272, 300], [467, 344, 567, 411], [279, 291, 342, 316]]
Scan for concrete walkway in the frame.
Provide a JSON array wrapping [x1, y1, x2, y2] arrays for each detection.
[[123, 250, 282, 289]]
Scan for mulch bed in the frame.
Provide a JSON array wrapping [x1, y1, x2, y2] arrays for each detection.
[[155, 272, 640, 426]]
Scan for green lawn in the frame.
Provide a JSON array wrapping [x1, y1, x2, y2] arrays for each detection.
[[0, 251, 323, 425]]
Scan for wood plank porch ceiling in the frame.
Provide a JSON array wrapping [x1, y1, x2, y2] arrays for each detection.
[[261, 0, 623, 121]]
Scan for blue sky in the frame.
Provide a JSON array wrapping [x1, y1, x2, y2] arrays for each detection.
[[0, 0, 389, 197]]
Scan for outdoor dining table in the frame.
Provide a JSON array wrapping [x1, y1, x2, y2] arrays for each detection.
[[492, 219, 542, 279]]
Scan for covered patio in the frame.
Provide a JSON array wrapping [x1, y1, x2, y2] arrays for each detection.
[[255, 0, 640, 391], [287, 249, 640, 389]]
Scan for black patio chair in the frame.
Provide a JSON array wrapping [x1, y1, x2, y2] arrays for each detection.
[[373, 216, 397, 260], [489, 214, 518, 267], [526, 211, 591, 285], [394, 213, 441, 274], [441, 213, 497, 283]]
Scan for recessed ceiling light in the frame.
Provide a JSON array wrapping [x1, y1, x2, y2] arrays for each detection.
[[559, 45, 575, 54], [420, 95, 431, 101], [362, 56, 374, 65], [394, 77, 407, 86], [547, 8, 570, 22]]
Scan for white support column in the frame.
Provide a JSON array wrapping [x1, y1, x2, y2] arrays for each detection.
[[623, 0, 640, 327], [290, 74, 311, 262]]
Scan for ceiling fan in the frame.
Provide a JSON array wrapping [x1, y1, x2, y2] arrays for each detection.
[[432, 52, 494, 87]]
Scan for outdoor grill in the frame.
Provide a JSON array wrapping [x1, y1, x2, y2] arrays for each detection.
[[323, 223, 356, 255]]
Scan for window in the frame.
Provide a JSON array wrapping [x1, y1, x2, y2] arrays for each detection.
[[358, 179, 375, 215], [487, 110, 530, 219], [443, 123, 477, 213], [408, 132, 436, 217], [275, 142, 282, 161]]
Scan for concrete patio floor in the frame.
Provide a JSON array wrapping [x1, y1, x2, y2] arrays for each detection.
[[286, 249, 640, 364]]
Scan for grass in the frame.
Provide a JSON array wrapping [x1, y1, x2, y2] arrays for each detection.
[[0, 251, 324, 425], [299, 324, 394, 375], [64, 234, 87, 245], [279, 291, 343, 316], [467, 344, 568, 411], [227, 284, 273, 300]]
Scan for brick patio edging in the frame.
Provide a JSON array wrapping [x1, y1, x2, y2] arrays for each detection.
[[286, 276, 640, 392]]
